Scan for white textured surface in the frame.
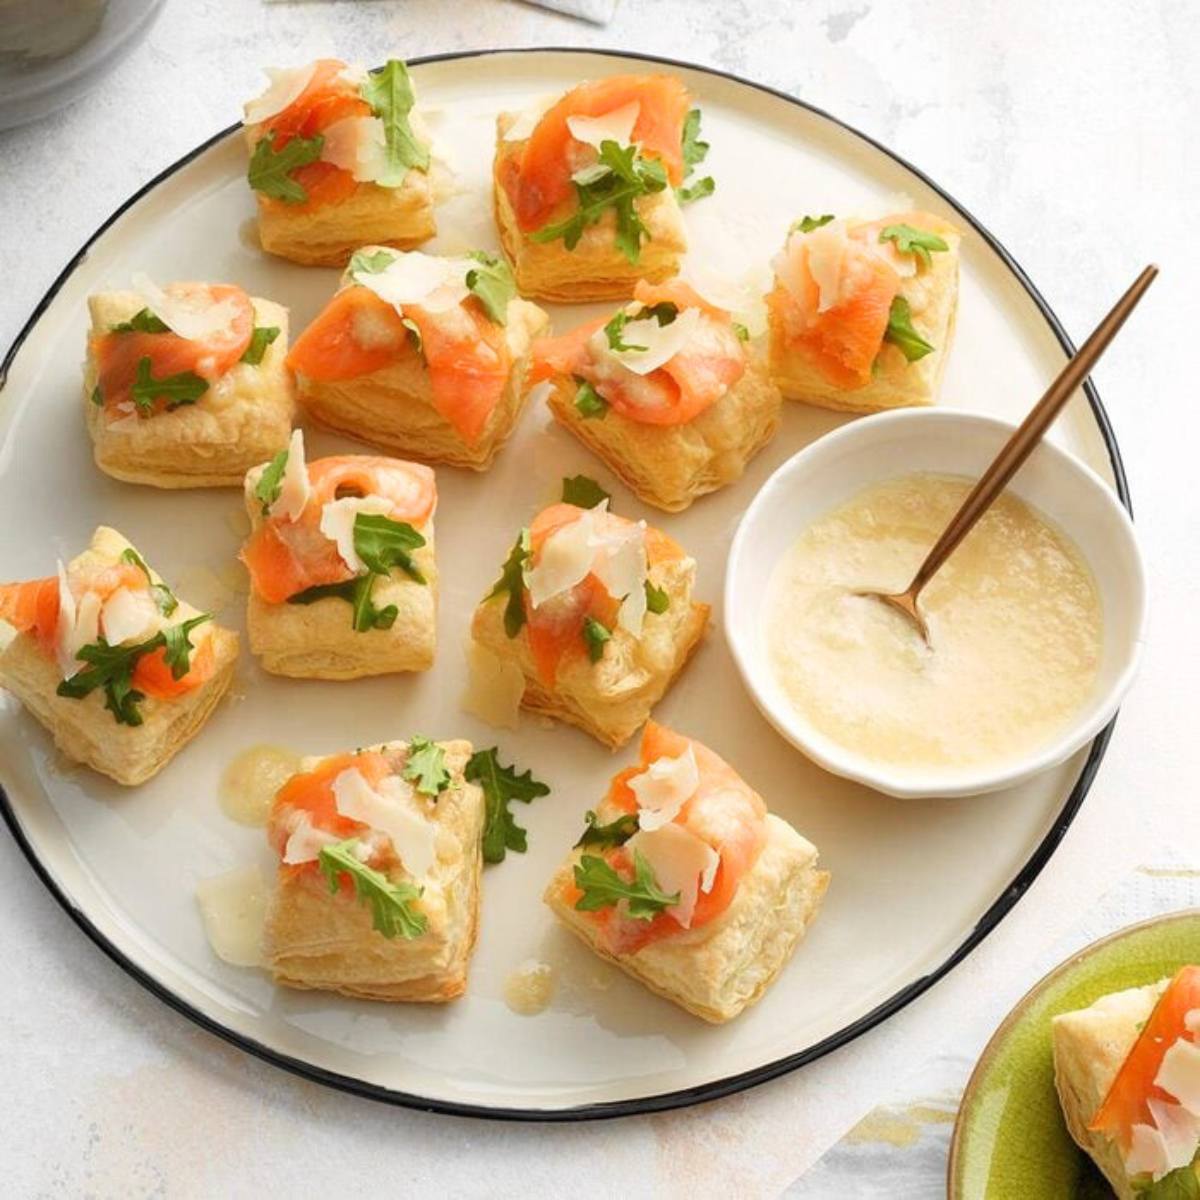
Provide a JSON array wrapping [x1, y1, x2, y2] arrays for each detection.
[[0, 1, 1196, 1196]]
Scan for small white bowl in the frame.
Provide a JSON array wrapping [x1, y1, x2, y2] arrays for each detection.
[[725, 408, 1147, 798]]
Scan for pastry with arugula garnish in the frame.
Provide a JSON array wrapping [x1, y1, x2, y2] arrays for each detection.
[[263, 738, 484, 1002], [83, 275, 294, 488], [469, 491, 708, 747], [493, 74, 714, 302], [1053, 967, 1200, 1199], [287, 246, 549, 471], [530, 278, 781, 511], [243, 58, 438, 267], [767, 210, 960, 412], [239, 431, 437, 679], [0, 527, 238, 785], [543, 722, 828, 1023]]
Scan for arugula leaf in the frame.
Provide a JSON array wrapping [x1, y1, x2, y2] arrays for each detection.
[[529, 139, 668, 263], [561, 475, 610, 509], [1138, 1164, 1200, 1200], [603, 302, 677, 353], [574, 809, 639, 849], [161, 615, 211, 680], [583, 616, 611, 663], [573, 851, 679, 919], [487, 527, 531, 638], [240, 326, 280, 366], [677, 175, 715, 205], [359, 60, 430, 186], [349, 248, 396, 276], [353, 513, 426, 584], [574, 377, 608, 419], [317, 839, 427, 939], [403, 736, 451, 798], [883, 295, 935, 362], [287, 575, 398, 632], [464, 251, 516, 325], [791, 213, 835, 234], [644, 579, 669, 615], [247, 133, 325, 204], [254, 447, 288, 516], [731, 321, 750, 341], [879, 223, 949, 268], [677, 108, 714, 205], [466, 747, 550, 864], [91, 385, 103, 406], [131, 356, 208, 413], [110, 308, 169, 334], [120, 547, 178, 616]]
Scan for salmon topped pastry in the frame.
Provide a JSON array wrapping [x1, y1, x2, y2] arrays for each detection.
[[493, 73, 715, 302], [243, 58, 439, 266], [288, 246, 549, 470], [239, 430, 438, 679], [766, 210, 960, 413], [530, 278, 782, 510], [0, 527, 239, 785], [83, 275, 294, 488], [544, 722, 828, 1022], [469, 486, 708, 747]]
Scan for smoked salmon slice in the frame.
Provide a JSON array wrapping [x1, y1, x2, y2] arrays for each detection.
[[0, 578, 59, 654], [287, 287, 416, 382], [132, 637, 215, 699]]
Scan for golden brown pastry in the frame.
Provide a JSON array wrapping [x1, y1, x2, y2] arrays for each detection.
[[1052, 967, 1200, 1199], [470, 495, 707, 747], [493, 74, 715, 302], [262, 738, 484, 1001], [531, 278, 781, 511], [239, 431, 437, 679], [767, 210, 960, 412], [544, 722, 828, 1022], [243, 58, 438, 267], [0, 526, 238, 785], [83, 279, 294, 488], [289, 246, 549, 470]]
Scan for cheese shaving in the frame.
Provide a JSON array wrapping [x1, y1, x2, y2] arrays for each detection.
[[525, 504, 602, 609], [332, 767, 437, 879], [1146, 1098, 1200, 1176], [319, 495, 394, 573], [599, 306, 703, 376], [566, 101, 640, 150], [629, 745, 699, 831], [627, 824, 718, 929], [100, 586, 162, 646], [269, 428, 310, 523], [244, 64, 317, 126], [589, 519, 648, 635], [353, 251, 471, 316], [282, 813, 339, 864], [54, 561, 78, 678], [1157, 1036, 1200, 1115], [320, 115, 390, 182], [131, 273, 239, 343]]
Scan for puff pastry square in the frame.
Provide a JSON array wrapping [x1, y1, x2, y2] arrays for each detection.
[[768, 212, 960, 413], [84, 289, 295, 489], [543, 723, 829, 1023], [263, 739, 484, 1002], [0, 526, 238, 786], [293, 247, 551, 470], [470, 503, 708, 747]]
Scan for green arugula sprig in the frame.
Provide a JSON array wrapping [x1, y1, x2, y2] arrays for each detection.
[[530, 139, 668, 263], [120, 548, 178, 616], [247, 133, 325, 204], [574, 810, 639, 850], [403, 736, 451, 797], [254, 447, 289, 516], [318, 839, 427, 939], [131, 357, 207, 413], [359, 60, 430, 186], [111, 308, 169, 334], [583, 616, 611, 663], [487, 527, 531, 638], [573, 851, 679, 919], [1135, 1163, 1200, 1200], [603, 302, 677, 353], [791, 213, 835, 234], [349, 248, 396, 276], [644, 579, 669, 615], [289, 574, 398, 631], [561, 475, 610, 509], [677, 108, 715, 205], [883, 295, 935, 362], [466, 746, 550, 864], [240, 326, 281, 365], [879, 223, 949, 268], [56, 614, 211, 726], [574, 377, 608, 419], [464, 251, 516, 325]]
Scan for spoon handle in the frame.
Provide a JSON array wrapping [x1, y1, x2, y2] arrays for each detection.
[[907, 264, 1158, 599]]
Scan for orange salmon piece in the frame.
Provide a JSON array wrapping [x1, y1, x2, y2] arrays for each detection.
[[131, 636, 215, 700], [287, 286, 416, 381], [0, 577, 60, 654]]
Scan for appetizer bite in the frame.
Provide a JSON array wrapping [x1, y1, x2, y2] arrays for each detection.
[[494, 74, 714, 302], [544, 722, 828, 1023], [288, 247, 549, 470], [531, 279, 782, 511], [767, 211, 960, 412], [470, 490, 708, 747], [240, 432, 437, 679], [263, 738, 484, 1001], [1053, 967, 1200, 1199], [84, 276, 293, 488], [0, 527, 238, 785], [243, 59, 437, 266]]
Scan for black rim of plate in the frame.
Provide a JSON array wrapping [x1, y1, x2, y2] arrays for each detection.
[[0, 46, 1131, 1122]]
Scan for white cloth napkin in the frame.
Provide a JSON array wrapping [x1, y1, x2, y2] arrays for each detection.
[[523, 0, 617, 24]]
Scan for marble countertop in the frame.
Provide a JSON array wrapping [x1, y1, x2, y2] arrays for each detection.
[[2, 1, 1197, 1195]]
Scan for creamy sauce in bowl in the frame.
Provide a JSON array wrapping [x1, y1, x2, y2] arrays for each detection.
[[766, 473, 1103, 774]]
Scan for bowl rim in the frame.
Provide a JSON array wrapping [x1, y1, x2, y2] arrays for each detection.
[[724, 407, 1148, 799]]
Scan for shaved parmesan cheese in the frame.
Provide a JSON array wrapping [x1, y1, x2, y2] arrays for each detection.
[[283, 813, 339, 864], [599, 306, 702, 376], [131, 273, 239, 343], [1146, 1098, 1200, 1175], [805, 220, 850, 313], [54, 561, 77, 678], [567, 101, 640, 150], [320, 115, 390, 182], [319, 495, 393, 573], [244, 64, 317, 126], [269, 428, 310, 522], [1126, 1121, 1171, 1180], [332, 768, 437, 879], [630, 745, 699, 831], [1157, 1036, 1200, 1114], [627, 824, 718, 929], [461, 639, 524, 730], [100, 586, 161, 646], [354, 251, 471, 316], [526, 505, 601, 609], [589, 519, 648, 635], [503, 93, 560, 142]]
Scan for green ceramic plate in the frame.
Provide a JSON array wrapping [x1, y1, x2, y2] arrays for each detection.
[[948, 909, 1200, 1199]]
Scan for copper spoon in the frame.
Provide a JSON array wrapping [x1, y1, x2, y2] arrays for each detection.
[[862, 264, 1157, 643]]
